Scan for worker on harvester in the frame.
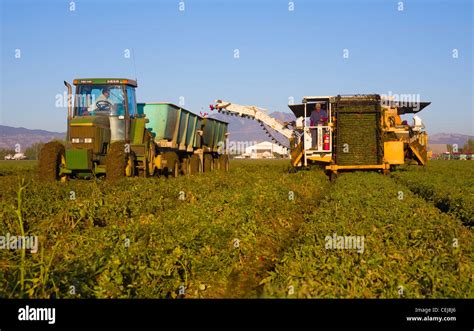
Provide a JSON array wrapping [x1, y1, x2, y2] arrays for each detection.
[[309, 103, 328, 149]]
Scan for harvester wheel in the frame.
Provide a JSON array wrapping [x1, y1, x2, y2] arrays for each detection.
[[190, 154, 202, 174], [219, 154, 229, 171], [106, 141, 135, 180], [287, 167, 298, 174], [204, 154, 214, 172], [38, 141, 65, 182]]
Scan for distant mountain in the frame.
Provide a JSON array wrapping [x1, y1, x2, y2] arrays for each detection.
[[0, 125, 65, 151], [429, 133, 473, 146]]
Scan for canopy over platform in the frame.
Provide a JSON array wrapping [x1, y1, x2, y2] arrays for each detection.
[[391, 102, 431, 114], [288, 96, 331, 117], [288, 95, 430, 117]]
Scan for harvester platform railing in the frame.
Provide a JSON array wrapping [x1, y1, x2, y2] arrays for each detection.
[[305, 125, 332, 154], [211, 100, 293, 147]]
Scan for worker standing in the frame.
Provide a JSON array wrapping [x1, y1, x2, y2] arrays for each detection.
[[310, 103, 328, 149]]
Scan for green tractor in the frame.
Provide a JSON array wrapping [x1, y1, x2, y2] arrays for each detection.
[[39, 78, 155, 181]]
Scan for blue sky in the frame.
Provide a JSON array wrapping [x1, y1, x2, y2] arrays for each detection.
[[1, 0, 472, 134]]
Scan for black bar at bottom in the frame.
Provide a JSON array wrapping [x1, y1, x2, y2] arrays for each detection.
[[0, 299, 471, 330]]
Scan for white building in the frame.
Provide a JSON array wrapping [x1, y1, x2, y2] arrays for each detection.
[[245, 141, 288, 159], [4, 153, 27, 160]]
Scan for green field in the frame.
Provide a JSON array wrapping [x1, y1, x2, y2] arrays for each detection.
[[0, 160, 472, 298]]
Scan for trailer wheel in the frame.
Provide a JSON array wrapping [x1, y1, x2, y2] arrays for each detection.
[[148, 143, 156, 176], [212, 156, 220, 170], [219, 154, 229, 171], [204, 154, 214, 172], [190, 154, 202, 174], [106, 141, 135, 180], [172, 159, 179, 177], [162, 152, 179, 178], [38, 141, 65, 181], [181, 157, 191, 175]]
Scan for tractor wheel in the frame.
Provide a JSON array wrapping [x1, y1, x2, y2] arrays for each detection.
[[125, 152, 136, 177], [138, 165, 147, 177], [181, 157, 191, 176], [204, 154, 214, 172], [138, 153, 149, 178], [219, 154, 229, 171], [138, 150, 153, 178], [190, 154, 202, 174], [106, 141, 135, 181], [38, 141, 65, 182]]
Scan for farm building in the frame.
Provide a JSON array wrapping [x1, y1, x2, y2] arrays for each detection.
[[428, 144, 448, 159], [439, 152, 474, 160], [428, 144, 448, 155], [245, 141, 288, 159]]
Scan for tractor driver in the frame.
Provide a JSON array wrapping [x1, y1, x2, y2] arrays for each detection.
[[86, 87, 115, 115], [309, 103, 328, 149]]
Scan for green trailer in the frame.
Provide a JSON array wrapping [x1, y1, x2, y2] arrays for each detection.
[[138, 102, 229, 175]]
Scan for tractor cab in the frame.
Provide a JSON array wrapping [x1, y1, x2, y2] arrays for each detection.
[[71, 78, 138, 143], [59, 78, 141, 178], [75, 84, 127, 117]]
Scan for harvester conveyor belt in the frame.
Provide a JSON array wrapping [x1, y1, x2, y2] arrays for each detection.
[[211, 100, 293, 148]]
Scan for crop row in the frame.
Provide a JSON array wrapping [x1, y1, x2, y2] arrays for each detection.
[[391, 161, 473, 226], [261, 172, 473, 298], [0, 160, 330, 298]]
